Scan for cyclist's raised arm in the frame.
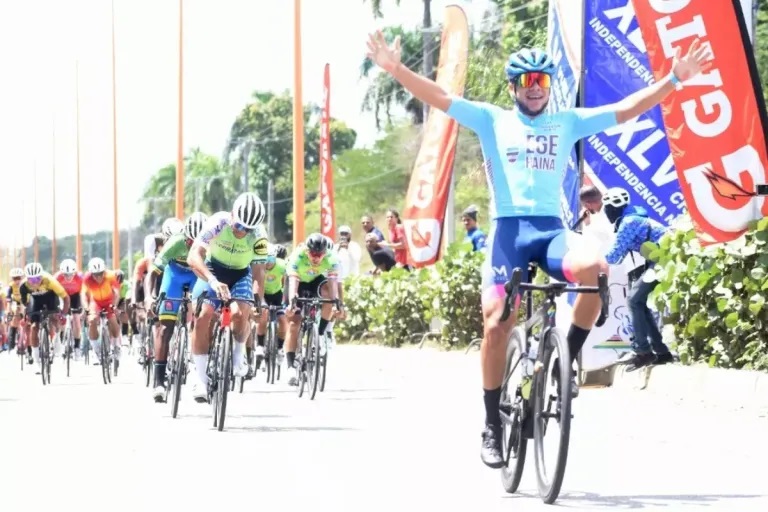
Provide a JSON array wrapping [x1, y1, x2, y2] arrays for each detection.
[[367, 30, 451, 113], [610, 38, 712, 124]]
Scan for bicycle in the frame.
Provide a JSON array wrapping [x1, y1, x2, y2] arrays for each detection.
[[61, 309, 81, 378], [96, 307, 118, 385], [498, 265, 609, 504], [292, 296, 339, 400], [264, 305, 282, 385], [200, 293, 256, 432], [16, 317, 28, 371], [37, 307, 61, 386], [134, 305, 155, 388], [156, 287, 193, 418]]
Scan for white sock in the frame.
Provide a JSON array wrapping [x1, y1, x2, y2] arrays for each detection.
[[193, 354, 208, 385], [33, 346, 40, 362], [233, 341, 246, 361], [91, 338, 101, 355]]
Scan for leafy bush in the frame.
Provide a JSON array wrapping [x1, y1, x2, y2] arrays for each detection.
[[338, 243, 483, 348], [649, 215, 768, 370]]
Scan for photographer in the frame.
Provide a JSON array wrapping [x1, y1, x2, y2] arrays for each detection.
[[335, 225, 362, 280]]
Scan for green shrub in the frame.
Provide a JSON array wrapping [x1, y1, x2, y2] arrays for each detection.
[[650, 215, 768, 370]]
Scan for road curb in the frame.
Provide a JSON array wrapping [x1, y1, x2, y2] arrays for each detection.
[[611, 362, 768, 408]]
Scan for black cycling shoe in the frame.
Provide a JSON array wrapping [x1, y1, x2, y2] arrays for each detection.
[[653, 352, 675, 365], [625, 352, 656, 372], [480, 424, 505, 469]]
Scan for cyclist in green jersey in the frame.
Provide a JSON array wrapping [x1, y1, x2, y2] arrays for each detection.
[[251, 244, 288, 370], [187, 192, 269, 402], [147, 212, 207, 401], [285, 233, 344, 386]]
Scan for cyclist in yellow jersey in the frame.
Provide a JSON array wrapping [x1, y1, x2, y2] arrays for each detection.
[[0, 281, 7, 351], [23, 262, 70, 368]]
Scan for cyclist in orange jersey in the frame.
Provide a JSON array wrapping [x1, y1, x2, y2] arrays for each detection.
[[83, 257, 121, 367]]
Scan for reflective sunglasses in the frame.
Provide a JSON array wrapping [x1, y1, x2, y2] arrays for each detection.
[[515, 72, 551, 89], [233, 222, 254, 234], [308, 250, 325, 260], [27, 276, 42, 285]]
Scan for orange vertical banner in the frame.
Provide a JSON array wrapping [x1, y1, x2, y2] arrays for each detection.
[[632, 0, 768, 245], [402, 5, 469, 267], [319, 63, 336, 239]]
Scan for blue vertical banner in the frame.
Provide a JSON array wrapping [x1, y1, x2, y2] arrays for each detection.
[[582, 0, 684, 226], [547, 0, 583, 228]]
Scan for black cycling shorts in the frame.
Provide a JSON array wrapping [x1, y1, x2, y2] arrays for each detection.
[[29, 291, 60, 323], [263, 292, 285, 315], [69, 293, 82, 312], [297, 276, 327, 298]]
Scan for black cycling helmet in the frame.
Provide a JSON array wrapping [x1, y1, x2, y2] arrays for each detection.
[[305, 233, 328, 254], [274, 244, 288, 260]]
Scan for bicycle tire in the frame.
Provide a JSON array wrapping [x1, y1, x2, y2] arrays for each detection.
[[308, 328, 321, 400], [170, 326, 186, 418], [65, 325, 72, 378], [533, 327, 572, 504], [500, 327, 528, 494], [101, 325, 111, 385], [265, 319, 275, 384], [319, 352, 328, 392], [297, 327, 309, 398], [40, 325, 50, 386], [209, 326, 221, 428], [216, 328, 233, 432]]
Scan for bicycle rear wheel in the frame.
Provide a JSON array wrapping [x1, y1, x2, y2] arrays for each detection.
[[170, 326, 186, 418], [500, 327, 528, 493], [215, 328, 232, 431], [533, 327, 572, 504]]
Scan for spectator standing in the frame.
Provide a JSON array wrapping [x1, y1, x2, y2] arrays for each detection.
[[335, 225, 362, 280], [461, 205, 487, 251], [379, 208, 410, 269]]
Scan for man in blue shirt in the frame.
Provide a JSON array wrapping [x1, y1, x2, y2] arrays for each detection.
[[461, 205, 487, 251], [366, 30, 711, 469], [602, 188, 673, 371]]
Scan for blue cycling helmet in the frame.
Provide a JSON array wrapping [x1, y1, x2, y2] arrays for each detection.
[[505, 48, 556, 80]]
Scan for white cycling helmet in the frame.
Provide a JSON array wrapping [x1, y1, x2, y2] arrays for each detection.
[[88, 257, 106, 273], [184, 212, 208, 240], [24, 262, 44, 278], [9, 267, 24, 278], [602, 187, 630, 208], [60, 258, 77, 274], [162, 217, 185, 238], [232, 192, 266, 229]]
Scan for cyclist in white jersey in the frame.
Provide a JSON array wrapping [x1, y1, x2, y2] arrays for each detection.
[[366, 31, 712, 468]]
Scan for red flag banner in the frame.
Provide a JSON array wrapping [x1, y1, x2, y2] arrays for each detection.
[[319, 63, 336, 239], [402, 5, 469, 267], [632, 0, 768, 245]]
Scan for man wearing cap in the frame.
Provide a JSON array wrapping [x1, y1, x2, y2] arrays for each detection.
[[335, 225, 362, 280], [462, 205, 487, 252]]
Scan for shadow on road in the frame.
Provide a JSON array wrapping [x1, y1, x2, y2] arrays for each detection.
[[222, 425, 358, 433], [328, 396, 394, 401], [179, 413, 289, 420], [506, 490, 765, 509]]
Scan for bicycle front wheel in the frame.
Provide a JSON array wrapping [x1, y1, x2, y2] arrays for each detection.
[[40, 325, 50, 386], [170, 326, 186, 418], [308, 329, 321, 400], [533, 327, 572, 504], [101, 326, 112, 385], [65, 326, 73, 378], [215, 328, 232, 431]]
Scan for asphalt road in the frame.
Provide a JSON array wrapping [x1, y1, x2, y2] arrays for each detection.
[[2, 344, 767, 512]]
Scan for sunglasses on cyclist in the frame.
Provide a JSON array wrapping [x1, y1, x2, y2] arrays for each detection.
[[27, 276, 42, 285], [92, 272, 105, 278], [308, 250, 325, 260], [12, 276, 22, 281], [233, 222, 254, 234], [514, 72, 551, 89]]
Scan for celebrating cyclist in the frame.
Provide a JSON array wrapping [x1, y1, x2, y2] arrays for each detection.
[[187, 192, 269, 403], [83, 258, 122, 367], [365, 31, 711, 468], [54, 259, 85, 358], [284, 233, 342, 386], [147, 212, 207, 402], [23, 262, 70, 368]]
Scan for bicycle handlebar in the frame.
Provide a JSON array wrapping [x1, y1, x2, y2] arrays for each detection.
[[500, 267, 610, 326]]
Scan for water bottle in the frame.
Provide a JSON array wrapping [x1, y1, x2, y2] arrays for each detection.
[[529, 336, 540, 363]]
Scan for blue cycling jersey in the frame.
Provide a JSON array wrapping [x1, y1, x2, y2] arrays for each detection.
[[446, 97, 618, 219]]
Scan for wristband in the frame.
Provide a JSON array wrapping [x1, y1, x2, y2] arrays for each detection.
[[208, 277, 219, 286], [669, 70, 681, 86]]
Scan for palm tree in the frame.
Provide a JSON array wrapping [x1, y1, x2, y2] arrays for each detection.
[[360, 26, 428, 127], [362, 1, 437, 124]]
